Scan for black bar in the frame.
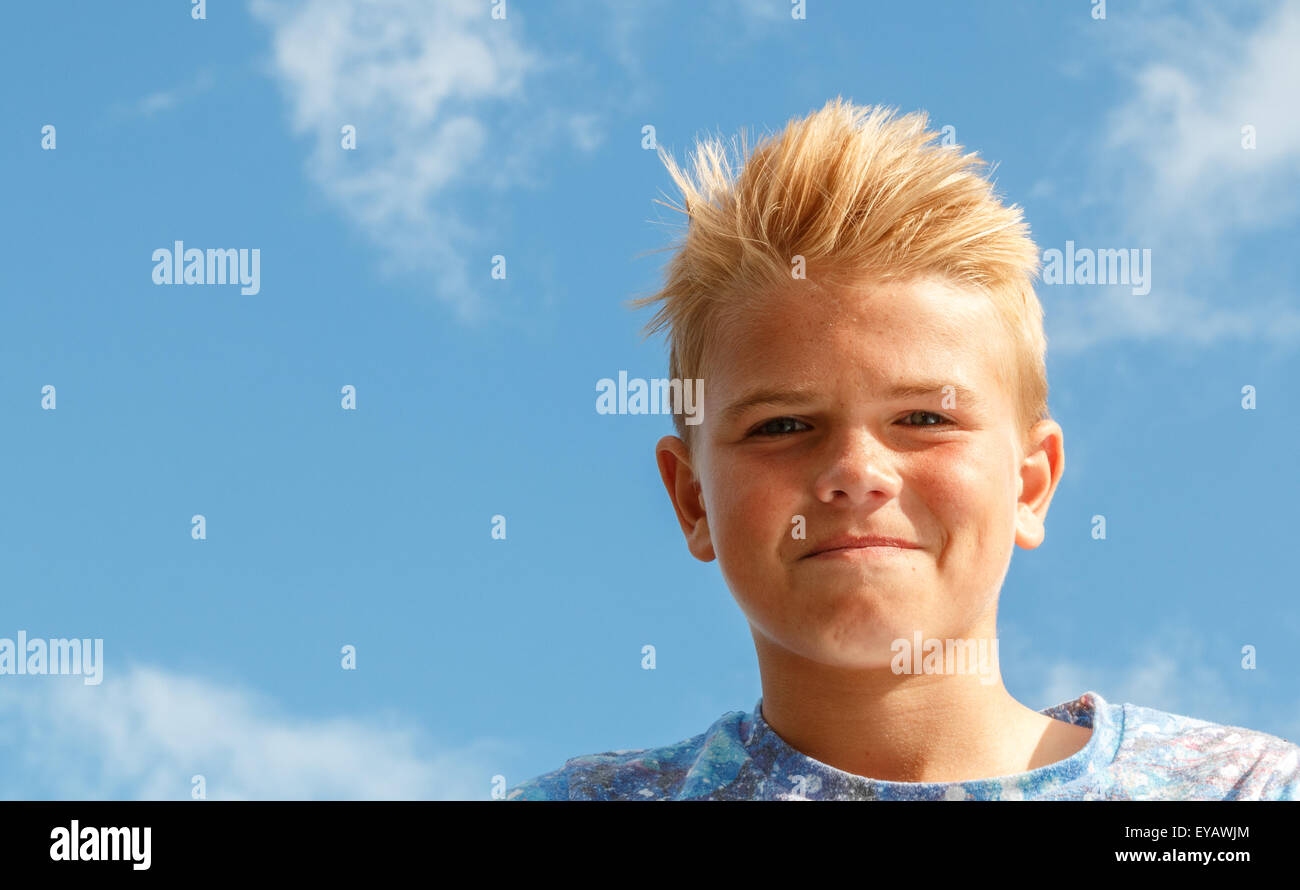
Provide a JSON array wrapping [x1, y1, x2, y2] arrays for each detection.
[[0, 801, 1288, 876]]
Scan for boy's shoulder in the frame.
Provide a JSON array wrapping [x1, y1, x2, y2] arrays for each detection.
[[1103, 697, 1300, 800], [505, 708, 751, 801]]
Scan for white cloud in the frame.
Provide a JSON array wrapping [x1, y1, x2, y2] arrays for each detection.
[[580, 0, 784, 105], [1047, 0, 1300, 350], [1103, 2, 1300, 236], [244, 0, 787, 321], [568, 112, 605, 153], [121, 70, 217, 117], [0, 664, 506, 800], [247, 0, 545, 321], [1026, 625, 1249, 728], [730, 0, 789, 22]]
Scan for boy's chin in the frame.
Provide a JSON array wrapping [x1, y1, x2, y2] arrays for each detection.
[[785, 576, 939, 621]]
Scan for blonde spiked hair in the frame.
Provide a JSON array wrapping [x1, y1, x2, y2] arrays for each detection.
[[631, 97, 1049, 456]]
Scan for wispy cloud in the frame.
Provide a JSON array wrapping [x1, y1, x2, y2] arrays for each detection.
[[0, 664, 506, 800], [118, 70, 217, 117], [244, 0, 785, 322], [591, 0, 783, 85], [247, 0, 547, 321], [1046, 0, 1300, 351], [729, 0, 791, 23], [1103, 1, 1300, 238], [1018, 623, 1285, 736]]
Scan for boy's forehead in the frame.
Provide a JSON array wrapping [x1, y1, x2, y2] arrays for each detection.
[[705, 274, 1009, 389]]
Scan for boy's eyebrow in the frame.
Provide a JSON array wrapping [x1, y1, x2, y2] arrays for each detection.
[[720, 386, 819, 424], [721, 381, 986, 423], [884, 381, 987, 409]]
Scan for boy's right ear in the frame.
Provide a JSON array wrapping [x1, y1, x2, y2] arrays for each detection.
[[654, 435, 716, 562]]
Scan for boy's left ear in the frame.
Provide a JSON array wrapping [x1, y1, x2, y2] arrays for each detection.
[[1014, 420, 1065, 550]]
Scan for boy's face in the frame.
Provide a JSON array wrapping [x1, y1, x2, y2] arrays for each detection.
[[656, 274, 1064, 669]]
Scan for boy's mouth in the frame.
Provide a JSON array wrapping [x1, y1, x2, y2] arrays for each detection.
[[802, 534, 921, 559]]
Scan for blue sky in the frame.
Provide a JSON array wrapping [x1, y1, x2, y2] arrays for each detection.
[[1, 0, 1298, 799]]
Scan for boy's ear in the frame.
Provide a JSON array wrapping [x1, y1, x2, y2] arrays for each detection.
[[655, 435, 716, 562], [1014, 419, 1065, 550]]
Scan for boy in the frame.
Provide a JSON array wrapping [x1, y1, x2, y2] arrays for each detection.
[[507, 98, 1300, 800]]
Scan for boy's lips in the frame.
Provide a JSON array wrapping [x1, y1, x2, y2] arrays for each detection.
[[801, 534, 922, 559]]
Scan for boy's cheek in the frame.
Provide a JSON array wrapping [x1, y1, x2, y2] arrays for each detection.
[[728, 505, 803, 570], [911, 463, 1000, 525]]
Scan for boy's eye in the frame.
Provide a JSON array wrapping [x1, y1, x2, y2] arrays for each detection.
[[749, 416, 809, 437], [746, 412, 953, 437], [898, 410, 952, 427]]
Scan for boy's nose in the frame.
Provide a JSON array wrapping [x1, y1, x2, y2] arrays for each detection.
[[812, 430, 902, 505]]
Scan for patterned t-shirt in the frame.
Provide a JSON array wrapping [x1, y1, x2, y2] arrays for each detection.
[[506, 691, 1300, 800]]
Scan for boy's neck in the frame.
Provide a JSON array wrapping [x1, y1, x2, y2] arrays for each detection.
[[753, 634, 1093, 784]]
